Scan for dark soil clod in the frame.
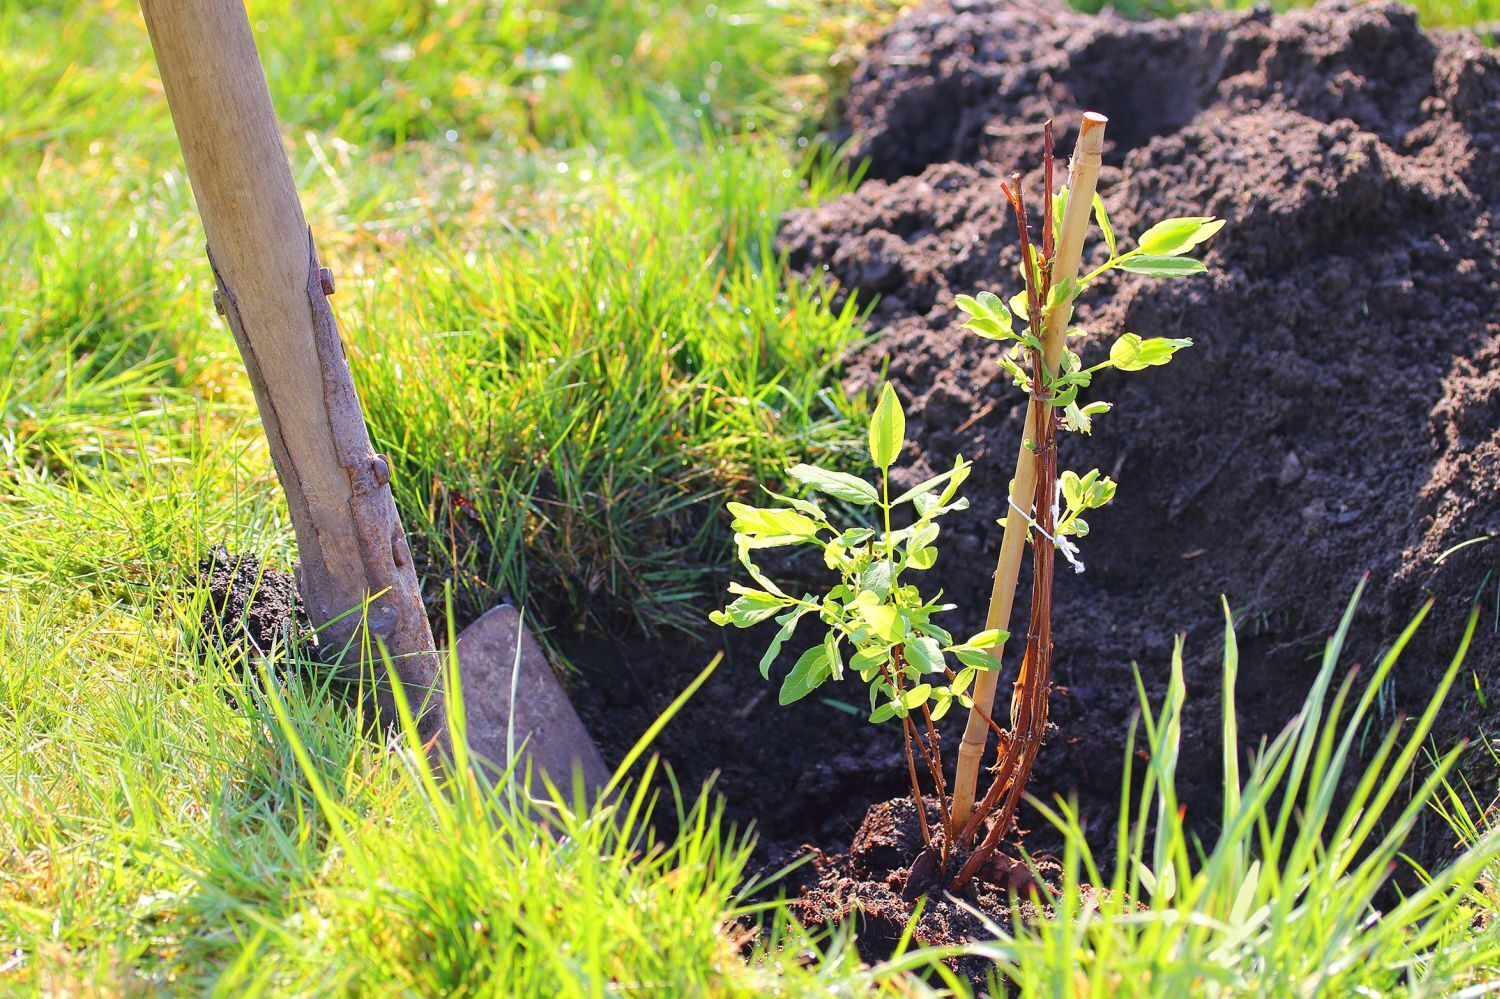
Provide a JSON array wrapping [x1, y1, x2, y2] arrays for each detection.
[[196, 544, 304, 658]]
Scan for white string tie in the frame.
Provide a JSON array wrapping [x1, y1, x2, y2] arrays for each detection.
[[1007, 492, 1086, 573]]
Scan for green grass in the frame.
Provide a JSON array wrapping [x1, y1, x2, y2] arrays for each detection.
[[1, 0, 887, 637], [986, 593, 1500, 995], [2, 0, 1498, 994]]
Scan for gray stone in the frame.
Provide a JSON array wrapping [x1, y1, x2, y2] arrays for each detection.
[[454, 605, 610, 794], [1279, 450, 1305, 487]]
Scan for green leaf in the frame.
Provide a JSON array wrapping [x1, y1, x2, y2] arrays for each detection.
[[786, 463, 879, 506], [893, 457, 971, 506], [838, 528, 876, 548], [779, 645, 831, 704], [860, 560, 896, 598], [955, 291, 1015, 341], [1136, 216, 1224, 257], [709, 588, 786, 628], [1109, 333, 1194, 371], [1087, 475, 1117, 508], [727, 502, 819, 540], [870, 701, 898, 724], [1117, 255, 1208, 278], [903, 683, 933, 709], [907, 546, 937, 570], [758, 604, 808, 678], [917, 620, 952, 646], [912, 492, 969, 518], [1046, 276, 1079, 312], [858, 602, 905, 643], [1092, 192, 1116, 257], [905, 636, 945, 675], [908, 521, 940, 550], [869, 383, 905, 470], [955, 647, 1001, 671], [761, 488, 827, 522], [997, 353, 1031, 392], [1010, 289, 1031, 320], [930, 693, 953, 721], [961, 628, 1007, 649], [1052, 184, 1069, 244], [825, 632, 844, 682], [1061, 469, 1083, 511], [951, 667, 978, 696], [736, 539, 787, 598]]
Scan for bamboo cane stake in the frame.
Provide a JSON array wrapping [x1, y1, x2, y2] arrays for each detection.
[[951, 112, 1108, 833], [140, 0, 444, 741]]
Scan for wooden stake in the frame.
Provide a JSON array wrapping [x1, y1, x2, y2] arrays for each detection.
[[951, 112, 1108, 833], [140, 0, 443, 740]]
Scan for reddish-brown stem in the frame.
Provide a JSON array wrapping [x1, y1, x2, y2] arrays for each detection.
[[958, 645, 1031, 842], [917, 703, 954, 857], [882, 655, 934, 851], [946, 668, 1010, 742], [1042, 120, 1055, 262], [1001, 179, 1037, 326], [897, 658, 953, 861], [900, 713, 934, 850]]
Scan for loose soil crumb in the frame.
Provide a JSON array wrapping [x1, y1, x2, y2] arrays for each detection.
[[196, 545, 304, 657], [785, 800, 1038, 981], [768, 0, 1498, 964]]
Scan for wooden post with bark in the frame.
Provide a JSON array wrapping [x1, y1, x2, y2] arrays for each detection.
[[140, 0, 444, 741]]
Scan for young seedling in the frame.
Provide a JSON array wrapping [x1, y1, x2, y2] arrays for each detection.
[[713, 112, 1224, 891]]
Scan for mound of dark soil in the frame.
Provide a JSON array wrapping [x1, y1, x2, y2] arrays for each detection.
[[768, 0, 1499, 962], [779, 798, 1065, 982]]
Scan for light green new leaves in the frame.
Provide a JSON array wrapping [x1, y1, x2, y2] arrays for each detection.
[[1058, 468, 1117, 538], [1137, 216, 1225, 257], [759, 605, 810, 678], [869, 383, 905, 469], [1109, 333, 1194, 371], [954, 291, 1014, 341], [1061, 469, 1116, 512], [786, 463, 878, 505], [903, 684, 933, 709], [1080, 210, 1220, 285], [947, 629, 1006, 672]]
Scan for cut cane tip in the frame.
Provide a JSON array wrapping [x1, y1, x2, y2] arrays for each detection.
[[1078, 112, 1108, 151]]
